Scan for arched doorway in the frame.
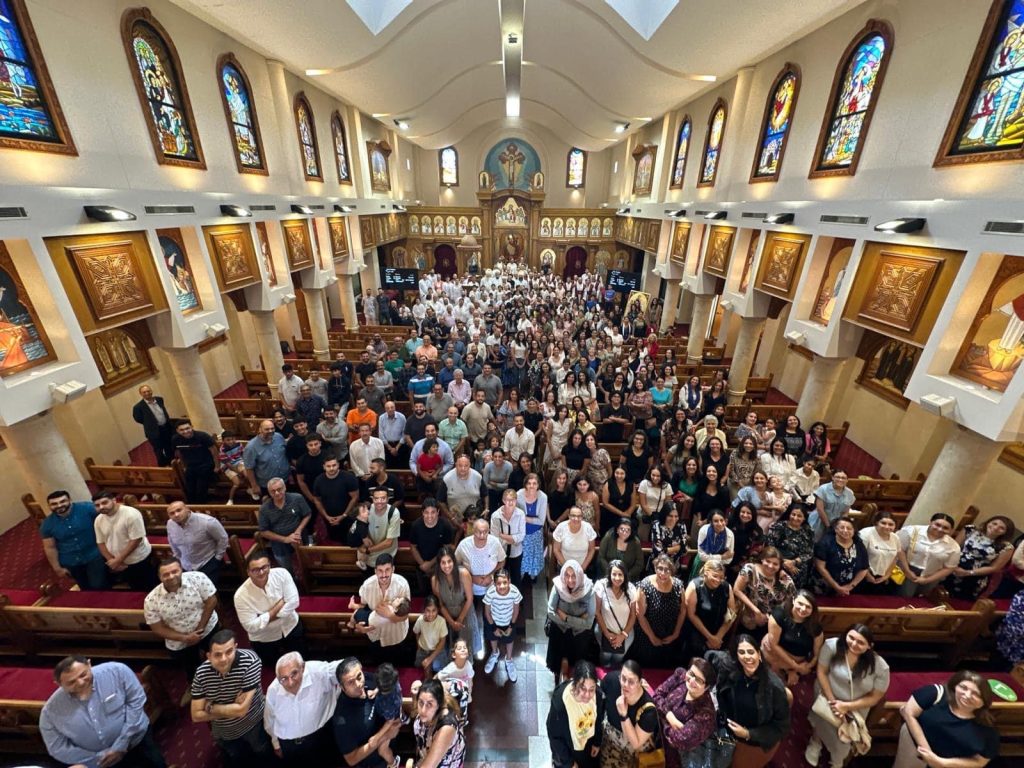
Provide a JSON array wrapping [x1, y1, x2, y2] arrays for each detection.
[[563, 246, 588, 279], [434, 244, 457, 278]]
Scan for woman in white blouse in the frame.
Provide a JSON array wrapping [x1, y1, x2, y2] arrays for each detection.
[[553, 506, 598, 573], [760, 438, 796, 486], [593, 560, 638, 667], [894, 512, 961, 597], [857, 511, 901, 594]]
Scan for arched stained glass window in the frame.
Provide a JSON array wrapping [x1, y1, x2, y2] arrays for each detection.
[[751, 65, 800, 182], [566, 148, 586, 188], [331, 111, 352, 184], [810, 20, 893, 178], [294, 92, 322, 181], [698, 100, 727, 187], [439, 146, 458, 186], [937, 0, 1024, 166], [121, 8, 204, 169], [0, 0, 75, 154], [669, 117, 691, 189], [217, 54, 266, 174]]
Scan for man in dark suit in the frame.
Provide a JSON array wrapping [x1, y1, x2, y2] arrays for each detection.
[[133, 384, 175, 466]]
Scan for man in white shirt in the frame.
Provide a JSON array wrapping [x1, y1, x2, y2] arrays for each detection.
[[93, 491, 157, 591], [144, 557, 219, 699], [447, 368, 473, 410], [264, 652, 341, 764], [455, 518, 507, 659], [233, 550, 304, 666], [348, 553, 411, 648], [349, 423, 385, 480], [277, 364, 305, 415], [502, 414, 536, 462]]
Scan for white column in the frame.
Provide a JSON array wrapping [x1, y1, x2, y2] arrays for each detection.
[[727, 316, 766, 404], [686, 294, 715, 363], [906, 427, 1004, 526], [338, 274, 359, 331], [661, 280, 681, 331], [0, 411, 91, 503], [251, 309, 285, 398], [677, 288, 693, 324], [163, 347, 221, 435], [265, 60, 304, 192], [302, 287, 331, 361], [796, 356, 848, 425]]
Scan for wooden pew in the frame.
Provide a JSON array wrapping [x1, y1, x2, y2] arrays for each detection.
[[723, 403, 797, 425], [0, 665, 171, 756], [815, 595, 991, 665], [84, 458, 184, 501], [136, 501, 260, 537], [744, 373, 774, 403], [827, 421, 850, 457], [214, 395, 274, 418], [294, 544, 422, 593], [0, 588, 46, 656], [242, 366, 271, 396], [866, 670, 1024, 756], [148, 533, 258, 583], [845, 478, 926, 516], [297, 594, 423, 659]]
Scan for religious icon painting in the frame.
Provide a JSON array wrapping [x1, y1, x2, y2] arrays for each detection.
[[280, 220, 314, 271], [602, 218, 614, 238], [329, 218, 349, 260], [809, 239, 855, 326], [951, 254, 1024, 392], [631, 144, 657, 196], [578, 219, 589, 239], [857, 333, 919, 408], [409, 216, 420, 236], [458, 217, 469, 236], [66, 239, 154, 322], [0, 241, 55, 376], [704, 227, 735, 278], [206, 226, 259, 289], [360, 217, 376, 249], [756, 233, 811, 299], [670, 222, 691, 266], [739, 231, 761, 294], [539, 218, 552, 238], [471, 217, 482, 236], [87, 321, 155, 394], [856, 252, 942, 333], [366, 140, 392, 193], [421, 215, 432, 235], [156, 228, 200, 314], [254, 221, 278, 287]]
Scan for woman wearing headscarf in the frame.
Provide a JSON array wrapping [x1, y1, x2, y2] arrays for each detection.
[[546, 559, 597, 681]]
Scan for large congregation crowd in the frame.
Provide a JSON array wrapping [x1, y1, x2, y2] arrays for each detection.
[[33, 265, 1024, 768]]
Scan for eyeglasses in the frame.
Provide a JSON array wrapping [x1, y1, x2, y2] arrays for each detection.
[[248, 565, 271, 574], [277, 669, 302, 684], [685, 670, 706, 685]]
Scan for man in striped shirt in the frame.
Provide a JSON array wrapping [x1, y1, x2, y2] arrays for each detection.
[[191, 629, 273, 762]]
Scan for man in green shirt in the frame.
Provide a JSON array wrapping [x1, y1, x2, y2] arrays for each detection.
[[437, 406, 469, 456]]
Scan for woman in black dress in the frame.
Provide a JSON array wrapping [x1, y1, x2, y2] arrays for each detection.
[[547, 469, 574, 529], [684, 558, 737, 659], [619, 431, 654, 488], [692, 464, 731, 528], [600, 466, 636, 535], [633, 554, 686, 668]]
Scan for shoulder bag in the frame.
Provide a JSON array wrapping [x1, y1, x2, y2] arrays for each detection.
[[635, 702, 666, 768]]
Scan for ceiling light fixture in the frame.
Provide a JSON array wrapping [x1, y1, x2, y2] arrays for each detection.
[[83, 205, 136, 222], [507, 32, 519, 44], [334, 204, 356, 213], [393, 204, 407, 212], [669, 209, 687, 218], [393, 118, 409, 130], [614, 122, 630, 134], [290, 204, 313, 215], [874, 217, 926, 234], [220, 204, 252, 218], [616, 207, 630, 215], [506, 94, 520, 118], [763, 212, 794, 225], [703, 210, 727, 220]]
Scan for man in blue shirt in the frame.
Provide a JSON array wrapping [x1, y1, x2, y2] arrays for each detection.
[[243, 419, 290, 498], [407, 363, 434, 406], [41, 656, 165, 767], [40, 490, 109, 590]]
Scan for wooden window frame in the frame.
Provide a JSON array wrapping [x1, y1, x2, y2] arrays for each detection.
[[438, 146, 459, 187], [331, 110, 352, 184]]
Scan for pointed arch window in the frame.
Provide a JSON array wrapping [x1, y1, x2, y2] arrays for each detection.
[[331, 111, 352, 184], [439, 146, 459, 186], [810, 20, 893, 178], [751, 64, 800, 182], [937, 0, 1024, 166], [566, 148, 587, 188], [121, 8, 204, 169], [697, 100, 727, 187], [669, 117, 691, 189], [216, 53, 266, 174], [0, 0, 76, 154], [294, 92, 322, 181]]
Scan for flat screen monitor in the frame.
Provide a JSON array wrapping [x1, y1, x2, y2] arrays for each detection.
[[608, 270, 641, 292], [382, 267, 418, 288]]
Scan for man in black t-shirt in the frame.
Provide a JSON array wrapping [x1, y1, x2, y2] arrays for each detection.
[[295, 435, 329, 504], [285, 419, 312, 465], [403, 401, 436, 449], [408, 498, 454, 594], [360, 458, 405, 508], [333, 659, 396, 768], [312, 457, 360, 542], [171, 419, 217, 503]]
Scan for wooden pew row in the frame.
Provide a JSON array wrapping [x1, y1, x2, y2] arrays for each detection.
[[723, 403, 797, 425], [148, 534, 258, 583], [295, 545, 423, 593], [0, 664, 172, 756], [845, 478, 927, 516], [214, 395, 275, 418]]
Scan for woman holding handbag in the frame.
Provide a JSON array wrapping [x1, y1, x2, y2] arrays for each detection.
[[806, 623, 889, 768], [547, 661, 604, 768], [599, 660, 664, 768], [652, 658, 718, 768], [593, 559, 638, 667]]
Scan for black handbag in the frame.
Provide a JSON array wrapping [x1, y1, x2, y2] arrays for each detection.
[[682, 725, 735, 768]]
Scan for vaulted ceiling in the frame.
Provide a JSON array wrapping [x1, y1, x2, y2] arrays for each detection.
[[171, 0, 869, 151]]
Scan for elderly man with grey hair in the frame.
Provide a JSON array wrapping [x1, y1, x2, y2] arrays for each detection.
[[257, 477, 313, 574], [694, 414, 728, 452], [264, 651, 342, 766]]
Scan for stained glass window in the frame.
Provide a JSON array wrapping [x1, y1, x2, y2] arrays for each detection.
[[439, 147, 458, 186], [124, 11, 204, 168], [566, 147, 586, 187], [331, 111, 351, 183], [752, 67, 799, 181], [698, 101, 727, 186], [218, 55, 265, 173], [0, 0, 74, 153], [813, 23, 892, 176], [670, 118, 690, 188], [939, 0, 1024, 164], [294, 93, 322, 181]]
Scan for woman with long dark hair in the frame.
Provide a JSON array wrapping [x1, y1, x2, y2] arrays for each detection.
[[652, 657, 718, 768], [760, 590, 823, 686], [547, 661, 604, 768], [410, 678, 467, 768], [728, 502, 765, 575]]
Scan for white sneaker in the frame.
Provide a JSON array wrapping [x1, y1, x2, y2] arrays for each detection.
[[505, 658, 517, 682], [225, 498, 235, 506], [484, 651, 499, 674], [804, 737, 822, 766], [356, 560, 368, 571]]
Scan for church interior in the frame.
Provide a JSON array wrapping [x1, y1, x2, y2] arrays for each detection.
[[4, 0, 1024, 767]]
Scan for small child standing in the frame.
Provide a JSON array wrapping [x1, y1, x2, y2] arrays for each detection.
[[368, 662, 406, 768], [413, 595, 449, 679], [216, 431, 256, 504], [345, 502, 372, 570], [436, 638, 474, 723], [482, 569, 523, 682]]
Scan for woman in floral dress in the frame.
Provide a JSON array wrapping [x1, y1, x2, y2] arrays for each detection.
[[944, 515, 1016, 601]]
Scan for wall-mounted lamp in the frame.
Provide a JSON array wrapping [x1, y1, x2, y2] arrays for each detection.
[[874, 217, 926, 234], [49, 380, 87, 403], [204, 322, 227, 338], [784, 330, 805, 345], [614, 122, 630, 134], [920, 393, 955, 417], [220, 204, 252, 218], [334, 204, 356, 214], [667, 209, 687, 218], [393, 118, 409, 130], [83, 205, 136, 222], [763, 212, 795, 225], [290, 204, 313, 215], [393, 204, 407, 212], [703, 210, 727, 220], [616, 207, 630, 215], [282, 293, 297, 304]]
